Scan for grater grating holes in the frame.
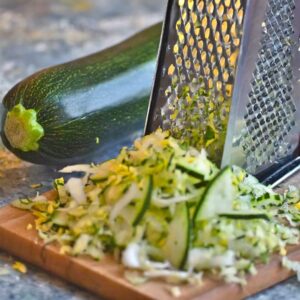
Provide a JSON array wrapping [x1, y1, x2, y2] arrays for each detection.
[[242, 0, 297, 173], [161, 0, 246, 163]]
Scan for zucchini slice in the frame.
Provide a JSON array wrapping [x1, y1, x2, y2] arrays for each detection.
[[132, 176, 153, 226], [112, 176, 153, 228], [52, 211, 69, 226], [193, 166, 234, 222], [219, 211, 270, 221], [162, 202, 190, 269], [176, 161, 205, 180]]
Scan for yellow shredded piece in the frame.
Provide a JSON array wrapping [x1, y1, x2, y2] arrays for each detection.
[[280, 248, 287, 256], [12, 261, 27, 274], [220, 238, 228, 247], [166, 286, 182, 298], [26, 223, 33, 230], [60, 245, 72, 255], [294, 202, 300, 210], [57, 228, 65, 235], [30, 183, 42, 189], [96, 208, 108, 220], [47, 202, 54, 214], [33, 212, 48, 224]]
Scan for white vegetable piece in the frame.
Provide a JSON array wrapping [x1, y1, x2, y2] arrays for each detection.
[[65, 178, 86, 204], [122, 243, 142, 269]]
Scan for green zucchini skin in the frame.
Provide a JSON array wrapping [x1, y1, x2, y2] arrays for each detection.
[[1, 23, 162, 166]]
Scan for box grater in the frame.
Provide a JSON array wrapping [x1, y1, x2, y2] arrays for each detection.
[[145, 0, 300, 186]]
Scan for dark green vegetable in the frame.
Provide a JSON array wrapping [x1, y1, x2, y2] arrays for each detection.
[[162, 202, 190, 269], [193, 166, 234, 222], [219, 212, 270, 221], [176, 161, 205, 180], [132, 176, 153, 227], [1, 23, 162, 165]]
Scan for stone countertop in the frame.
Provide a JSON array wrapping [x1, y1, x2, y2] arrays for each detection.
[[0, 0, 299, 299]]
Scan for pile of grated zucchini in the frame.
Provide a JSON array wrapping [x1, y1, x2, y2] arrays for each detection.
[[12, 130, 300, 285]]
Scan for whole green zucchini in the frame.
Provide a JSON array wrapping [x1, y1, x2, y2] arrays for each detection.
[[1, 23, 161, 165]]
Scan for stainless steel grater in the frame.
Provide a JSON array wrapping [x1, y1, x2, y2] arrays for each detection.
[[145, 0, 300, 185]]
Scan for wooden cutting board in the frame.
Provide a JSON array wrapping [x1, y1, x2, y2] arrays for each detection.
[[0, 191, 299, 300]]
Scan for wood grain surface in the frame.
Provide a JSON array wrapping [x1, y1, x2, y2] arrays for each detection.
[[0, 191, 299, 300]]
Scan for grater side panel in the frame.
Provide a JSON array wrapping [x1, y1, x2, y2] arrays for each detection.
[[222, 0, 300, 176], [222, 0, 269, 169], [289, 0, 300, 160], [292, 1, 300, 148]]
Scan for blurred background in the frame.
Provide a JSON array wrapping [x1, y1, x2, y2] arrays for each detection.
[[0, 0, 163, 100]]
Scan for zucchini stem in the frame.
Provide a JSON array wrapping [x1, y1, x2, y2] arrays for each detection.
[[4, 103, 44, 152]]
